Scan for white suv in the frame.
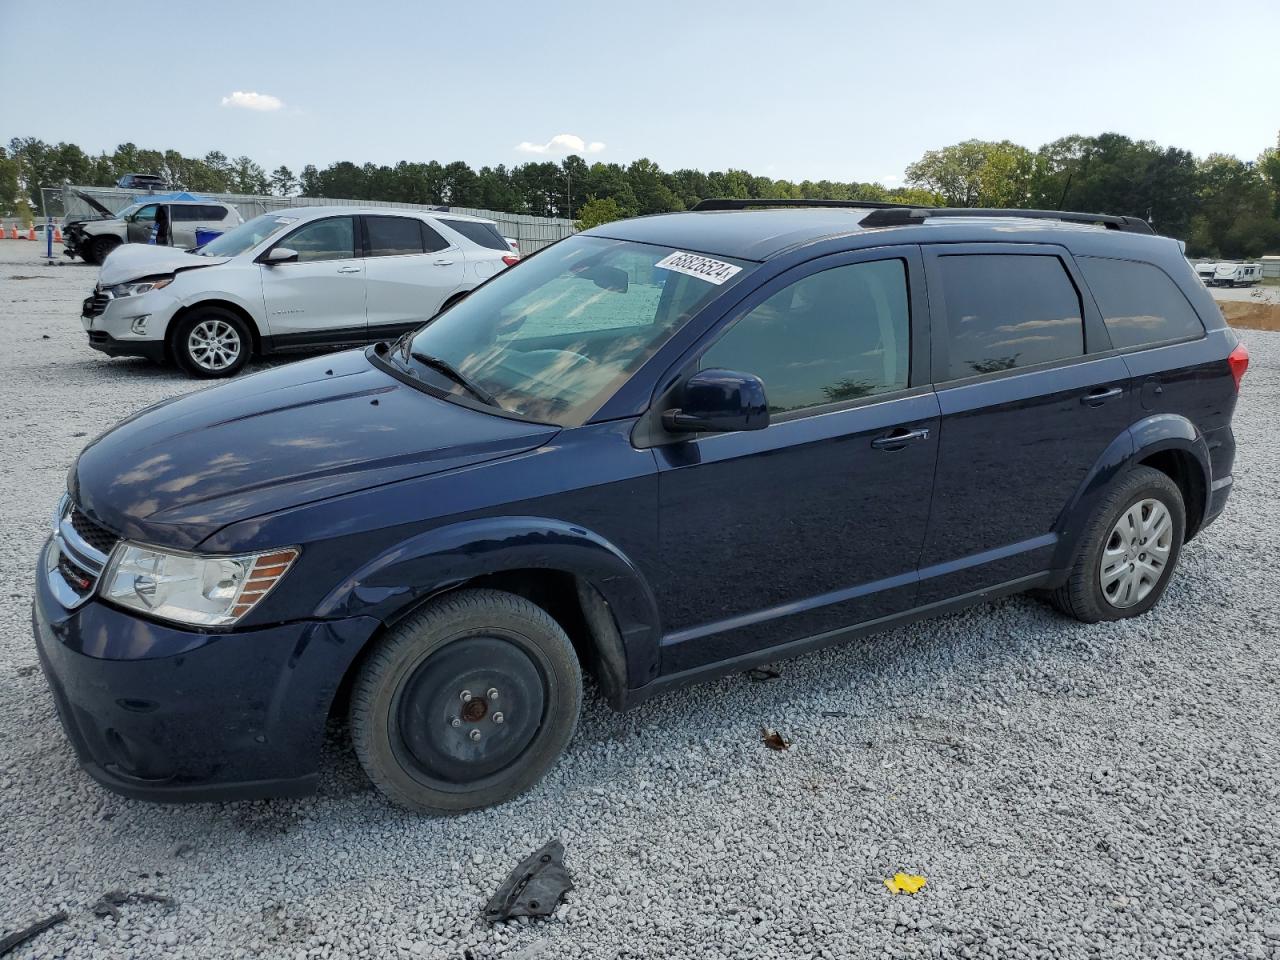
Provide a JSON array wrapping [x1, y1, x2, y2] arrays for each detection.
[[81, 206, 520, 377], [66, 198, 243, 265]]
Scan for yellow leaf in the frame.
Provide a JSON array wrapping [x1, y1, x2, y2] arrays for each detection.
[[883, 873, 927, 895]]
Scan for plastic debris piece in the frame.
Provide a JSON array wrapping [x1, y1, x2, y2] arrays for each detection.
[[746, 667, 781, 682], [883, 873, 927, 895], [484, 840, 573, 923], [761, 727, 791, 751], [91, 890, 175, 921], [0, 912, 68, 957]]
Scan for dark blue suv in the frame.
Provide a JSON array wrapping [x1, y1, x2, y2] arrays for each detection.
[[33, 200, 1249, 812]]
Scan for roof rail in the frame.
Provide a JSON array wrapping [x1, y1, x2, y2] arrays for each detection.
[[858, 206, 1155, 234], [691, 198, 914, 212]]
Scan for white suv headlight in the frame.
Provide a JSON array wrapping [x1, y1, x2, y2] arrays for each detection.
[[110, 278, 173, 298], [100, 543, 298, 627]]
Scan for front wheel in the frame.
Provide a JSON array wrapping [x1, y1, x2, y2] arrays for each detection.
[[1048, 466, 1186, 623], [85, 235, 120, 265], [171, 307, 252, 378], [349, 589, 583, 814]]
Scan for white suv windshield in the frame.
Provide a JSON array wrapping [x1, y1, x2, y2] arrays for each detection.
[[196, 213, 297, 257], [395, 236, 754, 425]]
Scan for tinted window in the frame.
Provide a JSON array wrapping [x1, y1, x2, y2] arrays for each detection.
[[441, 218, 508, 251], [421, 222, 448, 253], [1078, 257, 1205, 349], [366, 216, 425, 257], [203, 205, 229, 220], [701, 259, 910, 413], [281, 217, 355, 262], [938, 255, 1083, 379], [172, 205, 222, 222]]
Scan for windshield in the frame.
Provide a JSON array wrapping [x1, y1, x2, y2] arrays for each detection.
[[195, 213, 297, 257], [114, 203, 144, 219], [397, 235, 754, 425]]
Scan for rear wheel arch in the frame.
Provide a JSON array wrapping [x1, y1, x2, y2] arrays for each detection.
[[1137, 447, 1207, 541]]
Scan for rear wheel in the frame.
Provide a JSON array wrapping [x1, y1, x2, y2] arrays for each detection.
[[1048, 466, 1185, 623], [171, 306, 252, 378], [349, 589, 582, 813]]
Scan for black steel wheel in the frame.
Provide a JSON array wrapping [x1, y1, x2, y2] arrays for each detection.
[[349, 589, 582, 813]]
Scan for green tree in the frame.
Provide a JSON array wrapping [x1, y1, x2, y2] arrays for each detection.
[[906, 139, 1033, 207], [269, 165, 299, 197], [576, 196, 626, 230], [0, 148, 22, 216]]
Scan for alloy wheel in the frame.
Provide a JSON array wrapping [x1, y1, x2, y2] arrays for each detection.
[[188, 319, 242, 372]]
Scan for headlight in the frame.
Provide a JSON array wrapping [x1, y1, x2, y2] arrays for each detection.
[[100, 543, 298, 627], [110, 278, 173, 298]]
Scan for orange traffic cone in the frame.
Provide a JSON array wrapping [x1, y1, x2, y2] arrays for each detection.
[[54, 225, 63, 243], [26, 226, 36, 241], [6, 225, 16, 240]]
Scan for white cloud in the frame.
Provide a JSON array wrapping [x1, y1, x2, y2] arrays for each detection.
[[515, 133, 605, 156], [221, 91, 284, 112]]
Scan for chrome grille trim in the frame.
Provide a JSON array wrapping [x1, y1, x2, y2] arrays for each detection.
[[47, 501, 117, 609]]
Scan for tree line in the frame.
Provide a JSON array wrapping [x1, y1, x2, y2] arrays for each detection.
[[4, 132, 1278, 258]]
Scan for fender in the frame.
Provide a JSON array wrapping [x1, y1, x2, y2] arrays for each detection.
[[313, 515, 664, 692], [1054, 413, 1211, 569]]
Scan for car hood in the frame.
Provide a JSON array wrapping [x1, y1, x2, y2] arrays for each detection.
[[70, 350, 559, 550], [99, 244, 231, 284]]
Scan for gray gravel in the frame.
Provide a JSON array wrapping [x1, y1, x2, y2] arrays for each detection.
[[1210, 283, 1280, 305], [1, 238, 1278, 959]]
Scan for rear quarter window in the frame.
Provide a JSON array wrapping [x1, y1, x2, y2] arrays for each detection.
[[440, 218, 508, 251], [1077, 257, 1206, 349]]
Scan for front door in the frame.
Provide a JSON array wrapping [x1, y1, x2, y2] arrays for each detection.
[[915, 244, 1133, 604], [653, 248, 939, 674], [259, 215, 367, 346], [362, 215, 464, 338], [126, 204, 158, 243]]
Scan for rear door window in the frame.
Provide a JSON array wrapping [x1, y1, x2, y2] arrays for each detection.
[[366, 216, 426, 257], [1077, 257, 1205, 349], [440, 218, 508, 251], [936, 254, 1083, 380]]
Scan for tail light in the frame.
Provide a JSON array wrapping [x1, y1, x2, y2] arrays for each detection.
[[502, 254, 521, 267], [1227, 343, 1249, 391]]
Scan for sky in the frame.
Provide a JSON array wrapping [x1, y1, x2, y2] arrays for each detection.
[[2, 0, 1277, 185]]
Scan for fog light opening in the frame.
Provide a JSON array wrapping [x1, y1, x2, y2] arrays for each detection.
[[129, 316, 150, 336]]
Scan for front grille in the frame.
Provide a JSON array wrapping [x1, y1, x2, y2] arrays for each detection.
[[69, 506, 120, 555], [85, 289, 111, 317], [56, 552, 95, 596]]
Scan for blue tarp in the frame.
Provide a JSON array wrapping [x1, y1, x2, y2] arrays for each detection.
[[131, 192, 211, 204]]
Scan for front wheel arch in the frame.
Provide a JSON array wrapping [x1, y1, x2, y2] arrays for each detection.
[[166, 299, 262, 363]]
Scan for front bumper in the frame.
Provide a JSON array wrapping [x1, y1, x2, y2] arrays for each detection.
[[81, 287, 182, 362], [33, 536, 380, 802]]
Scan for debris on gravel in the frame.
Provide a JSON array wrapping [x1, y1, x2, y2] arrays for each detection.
[[484, 840, 573, 923], [0, 241, 1278, 958]]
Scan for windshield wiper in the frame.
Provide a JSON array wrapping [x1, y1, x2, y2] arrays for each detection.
[[409, 351, 500, 408]]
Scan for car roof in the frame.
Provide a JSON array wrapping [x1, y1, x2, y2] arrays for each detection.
[[586, 208, 1165, 262], [268, 205, 496, 225]]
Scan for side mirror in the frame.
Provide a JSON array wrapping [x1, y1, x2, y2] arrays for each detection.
[[663, 368, 769, 434], [262, 247, 299, 265]]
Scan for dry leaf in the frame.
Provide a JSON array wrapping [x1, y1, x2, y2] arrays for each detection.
[[883, 873, 927, 895], [761, 727, 791, 751]]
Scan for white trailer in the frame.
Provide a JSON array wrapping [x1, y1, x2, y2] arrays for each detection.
[[1208, 262, 1264, 287]]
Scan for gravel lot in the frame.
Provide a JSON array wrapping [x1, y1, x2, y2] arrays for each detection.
[[1, 238, 1278, 959]]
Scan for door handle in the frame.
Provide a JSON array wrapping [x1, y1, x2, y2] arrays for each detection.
[[1081, 385, 1123, 407], [433, 258, 455, 266], [871, 427, 931, 450], [337, 265, 361, 274]]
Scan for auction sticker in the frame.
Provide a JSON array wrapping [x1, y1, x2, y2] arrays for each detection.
[[654, 250, 742, 285]]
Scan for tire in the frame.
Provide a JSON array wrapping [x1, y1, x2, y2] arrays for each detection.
[[1048, 466, 1186, 623], [349, 589, 583, 814], [85, 236, 119, 266], [171, 306, 253, 378]]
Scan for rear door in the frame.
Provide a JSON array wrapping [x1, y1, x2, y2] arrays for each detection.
[[916, 244, 1131, 603], [259, 215, 367, 345], [652, 246, 939, 674], [361, 215, 463, 338]]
